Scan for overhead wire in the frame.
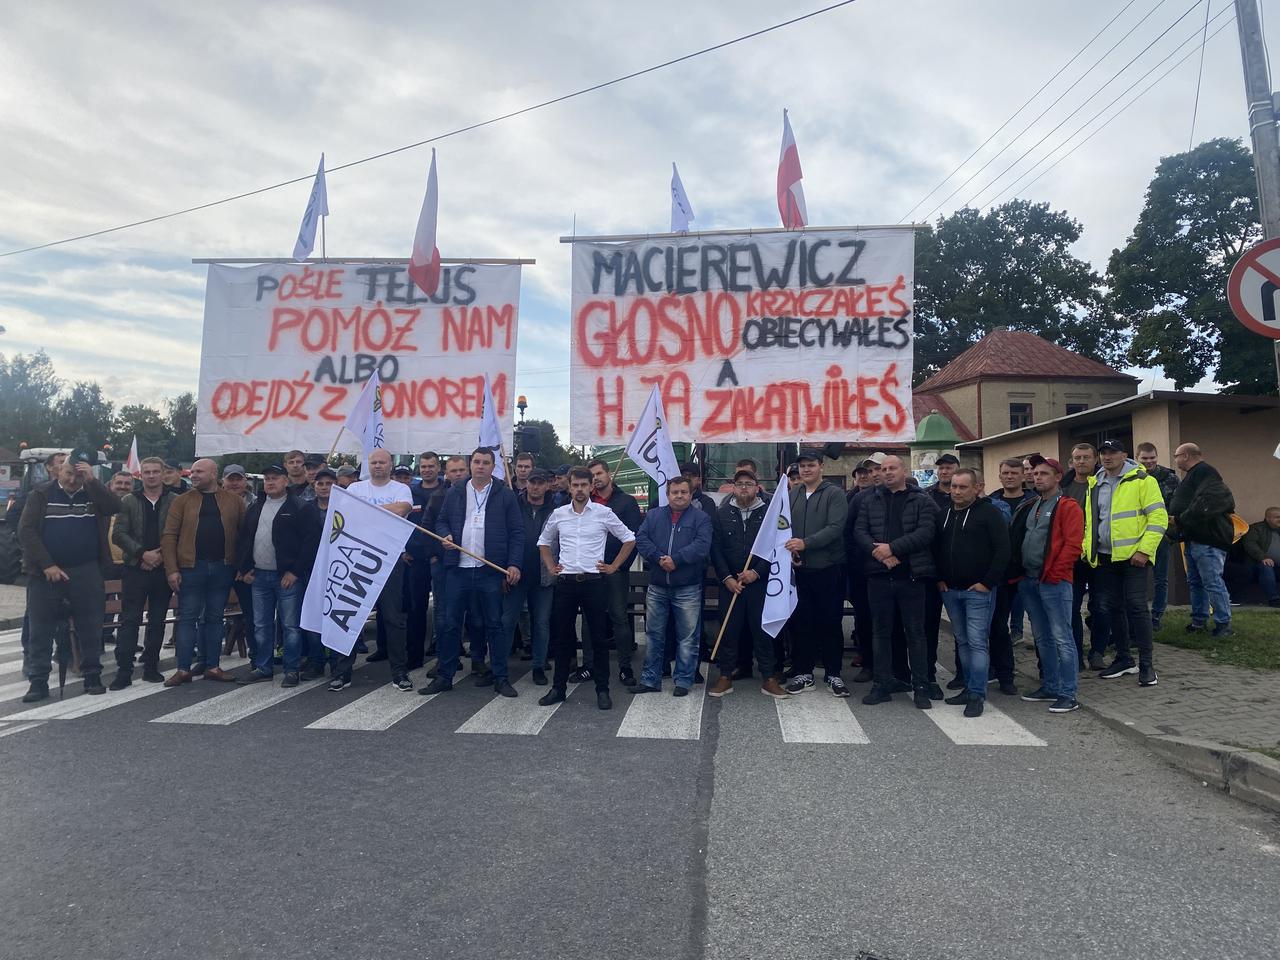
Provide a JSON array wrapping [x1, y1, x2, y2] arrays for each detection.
[[1188, 0, 1214, 149]]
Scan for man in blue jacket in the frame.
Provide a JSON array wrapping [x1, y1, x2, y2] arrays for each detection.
[[630, 476, 714, 697], [423, 448, 524, 698]]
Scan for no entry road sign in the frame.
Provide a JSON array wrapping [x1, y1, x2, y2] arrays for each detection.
[[1228, 237, 1280, 340]]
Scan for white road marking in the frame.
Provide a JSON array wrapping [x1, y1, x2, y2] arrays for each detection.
[[616, 681, 706, 740], [150, 672, 323, 726], [305, 663, 468, 732], [0, 721, 45, 739], [456, 675, 578, 736], [926, 668, 1047, 746], [775, 690, 870, 744]]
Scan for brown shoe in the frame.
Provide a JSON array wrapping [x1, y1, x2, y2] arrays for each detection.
[[761, 677, 790, 699], [203, 667, 237, 683], [707, 676, 734, 698], [163, 670, 193, 688]]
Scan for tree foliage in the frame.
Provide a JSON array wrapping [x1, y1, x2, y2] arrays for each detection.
[[0, 350, 62, 451], [53, 381, 114, 451], [1107, 138, 1267, 393], [914, 199, 1120, 382], [518, 418, 583, 468]]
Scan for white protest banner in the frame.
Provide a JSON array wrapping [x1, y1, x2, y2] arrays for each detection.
[[300, 486, 415, 656], [749, 474, 797, 638], [624, 384, 680, 507], [195, 260, 520, 455], [567, 226, 914, 444]]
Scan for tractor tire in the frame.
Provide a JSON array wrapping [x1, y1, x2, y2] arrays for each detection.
[[0, 523, 22, 584]]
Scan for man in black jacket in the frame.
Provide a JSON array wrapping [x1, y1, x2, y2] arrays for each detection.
[[1169, 442, 1234, 636], [503, 470, 557, 685], [394, 463, 433, 670], [298, 467, 334, 679], [584, 458, 644, 684], [854, 454, 939, 709], [708, 470, 789, 699], [934, 468, 1010, 717], [235, 464, 308, 686]]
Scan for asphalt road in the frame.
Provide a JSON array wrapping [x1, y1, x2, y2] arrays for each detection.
[[2, 630, 1279, 960]]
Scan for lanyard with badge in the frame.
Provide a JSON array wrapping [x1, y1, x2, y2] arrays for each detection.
[[471, 484, 491, 527]]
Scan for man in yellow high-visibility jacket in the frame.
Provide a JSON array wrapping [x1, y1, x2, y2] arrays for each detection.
[[1082, 438, 1168, 688]]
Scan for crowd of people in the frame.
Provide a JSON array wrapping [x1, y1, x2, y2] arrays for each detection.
[[11, 435, 1256, 720]]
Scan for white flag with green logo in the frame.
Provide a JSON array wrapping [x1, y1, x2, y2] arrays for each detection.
[[301, 486, 414, 655], [749, 474, 798, 638]]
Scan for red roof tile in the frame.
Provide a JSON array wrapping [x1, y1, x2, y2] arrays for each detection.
[[916, 328, 1135, 393]]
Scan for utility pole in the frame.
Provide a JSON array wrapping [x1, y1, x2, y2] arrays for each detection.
[[1235, 0, 1280, 386]]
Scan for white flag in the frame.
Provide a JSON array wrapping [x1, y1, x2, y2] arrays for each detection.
[[344, 371, 386, 470], [124, 435, 141, 477], [670, 162, 695, 233], [479, 373, 506, 480], [301, 486, 415, 655], [292, 153, 329, 261], [624, 384, 680, 507], [749, 474, 798, 638]]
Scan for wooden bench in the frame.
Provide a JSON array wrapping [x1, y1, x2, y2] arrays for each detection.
[[100, 577, 247, 658]]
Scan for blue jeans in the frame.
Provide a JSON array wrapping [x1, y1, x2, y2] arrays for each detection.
[[1255, 562, 1279, 601], [941, 587, 995, 699], [176, 560, 235, 671], [1151, 539, 1170, 622], [440, 566, 507, 682], [1185, 543, 1231, 626], [501, 578, 552, 669], [642, 583, 701, 689], [251, 569, 302, 675], [1018, 578, 1077, 699]]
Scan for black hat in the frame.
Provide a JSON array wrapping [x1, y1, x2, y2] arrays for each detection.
[[554, 464, 572, 476], [528, 468, 554, 483], [262, 463, 287, 476], [935, 453, 960, 466], [164, 459, 181, 470], [795, 448, 823, 463], [1098, 439, 1127, 454], [304, 454, 326, 467], [680, 461, 701, 476], [69, 448, 95, 466], [314, 467, 338, 481], [392, 464, 413, 476], [732, 468, 758, 483]]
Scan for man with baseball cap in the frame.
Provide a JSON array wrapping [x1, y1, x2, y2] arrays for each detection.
[[336, 465, 358, 488], [221, 464, 255, 510], [1084, 438, 1167, 687]]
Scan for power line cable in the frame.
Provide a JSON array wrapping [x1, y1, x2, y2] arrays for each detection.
[[959, 0, 1209, 209], [984, 3, 1232, 206], [897, 0, 1141, 223], [0, 0, 859, 260], [1188, 0, 1213, 148]]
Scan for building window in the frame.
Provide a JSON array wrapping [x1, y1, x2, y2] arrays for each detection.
[[1009, 403, 1032, 430], [1065, 403, 1088, 415]]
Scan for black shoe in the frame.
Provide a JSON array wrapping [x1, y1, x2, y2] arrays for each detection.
[[142, 666, 164, 683], [82, 674, 106, 695], [912, 689, 932, 710], [1269, 597, 1280, 608], [300, 664, 325, 681], [1088, 650, 1106, 671], [1021, 687, 1055, 702], [597, 690, 612, 710], [926, 682, 944, 701], [998, 680, 1019, 696], [426, 665, 440, 678], [237, 670, 272, 685], [392, 675, 413, 692], [568, 667, 592, 683], [1139, 665, 1159, 687], [281, 672, 300, 688], [693, 669, 704, 685], [630, 683, 661, 694], [108, 673, 132, 691], [520, 650, 533, 661], [494, 679, 518, 698], [963, 699, 985, 718], [889, 679, 912, 694], [22, 679, 50, 703], [1099, 660, 1137, 679], [328, 674, 352, 692], [852, 667, 873, 683], [945, 677, 965, 691], [618, 665, 635, 685], [827, 676, 851, 698], [1211, 622, 1233, 638], [473, 671, 494, 688], [538, 688, 566, 706], [1184, 622, 1206, 633], [366, 650, 389, 662], [944, 691, 970, 706], [861, 685, 891, 705], [532, 667, 548, 686], [672, 686, 689, 698], [1049, 696, 1080, 713], [354, 641, 369, 654], [422, 677, 452, 695]]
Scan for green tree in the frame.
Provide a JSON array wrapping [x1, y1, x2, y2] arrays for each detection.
[[914, 199, 1120, 382], [0, 350, 61, 450], [165, 392, 198, 461], [113, 404, 174, 461], [518, 418, 583, 467], [1108, 138, 1267, 393], [53, 380, 114, 450]]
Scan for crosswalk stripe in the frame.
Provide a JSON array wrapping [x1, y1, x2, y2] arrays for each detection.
[[0, 678, 36, 705], [775, 691, 870, 744], [0, 720, 45, 739], [922, 698, 1047, 746], [4, 657, 251, 721], [150, 673, 325, 726], [456, 675, 579, 736], [616, 682, 706, 740], [305, 663, 469, 732]]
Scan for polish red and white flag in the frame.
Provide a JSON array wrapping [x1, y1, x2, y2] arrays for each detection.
[[124, 435, 141, 477], [776, 109, 808, 230], [408, 148, 442, 296]]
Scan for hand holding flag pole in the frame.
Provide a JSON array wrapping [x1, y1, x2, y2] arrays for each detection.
[[709, 555, 756, 662]]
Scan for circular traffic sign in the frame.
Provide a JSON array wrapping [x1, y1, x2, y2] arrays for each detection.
[[1227, 237, 1280, 340]]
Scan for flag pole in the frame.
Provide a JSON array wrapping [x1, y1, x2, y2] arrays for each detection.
[[325, 425, 345, 462], [412, 523, 509, 575], [321, 214, 327, 260], [709, 556, 754, 662]]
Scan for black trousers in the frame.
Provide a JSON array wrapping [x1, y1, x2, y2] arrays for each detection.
[[335, 561, 407, 679], [924, 581, 943, 682], [26, 563, 105, 681], [868, 576, 928, 689], [846, 565, 872, 662], [790, 565, 845, 679], [983, 581, 1017, 684], [551, 576, 609, 692], [114, 565, 172, 675], [1094, 557, 1153, 669], [404, 557, 431, 669], [714, 581, 775, 678]]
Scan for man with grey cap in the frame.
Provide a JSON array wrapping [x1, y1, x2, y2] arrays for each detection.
[[336, 465, 358, 489], [221, 463, 256, 510]]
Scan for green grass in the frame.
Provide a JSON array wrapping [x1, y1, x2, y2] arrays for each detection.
[[1154, 608, 1280, 671]]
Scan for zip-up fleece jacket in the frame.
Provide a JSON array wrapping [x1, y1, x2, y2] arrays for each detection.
[[711, 498, 770, 583], [787, 481, 847, 569], [436, 478, 524, 571], [112, 489, 176, 566], [635, 505, 713, 588], [933, 498, 1010, 590], [1083, 462, 1167, 566], [1009, 494, 1084, 585], [853, 484, 938, 579]]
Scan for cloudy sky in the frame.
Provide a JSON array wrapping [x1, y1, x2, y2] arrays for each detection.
[[0, 0, 1260, 443]]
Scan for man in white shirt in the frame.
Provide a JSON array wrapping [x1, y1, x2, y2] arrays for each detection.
[[535, 467, 636, 711], [329, 449, 414, 693]]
